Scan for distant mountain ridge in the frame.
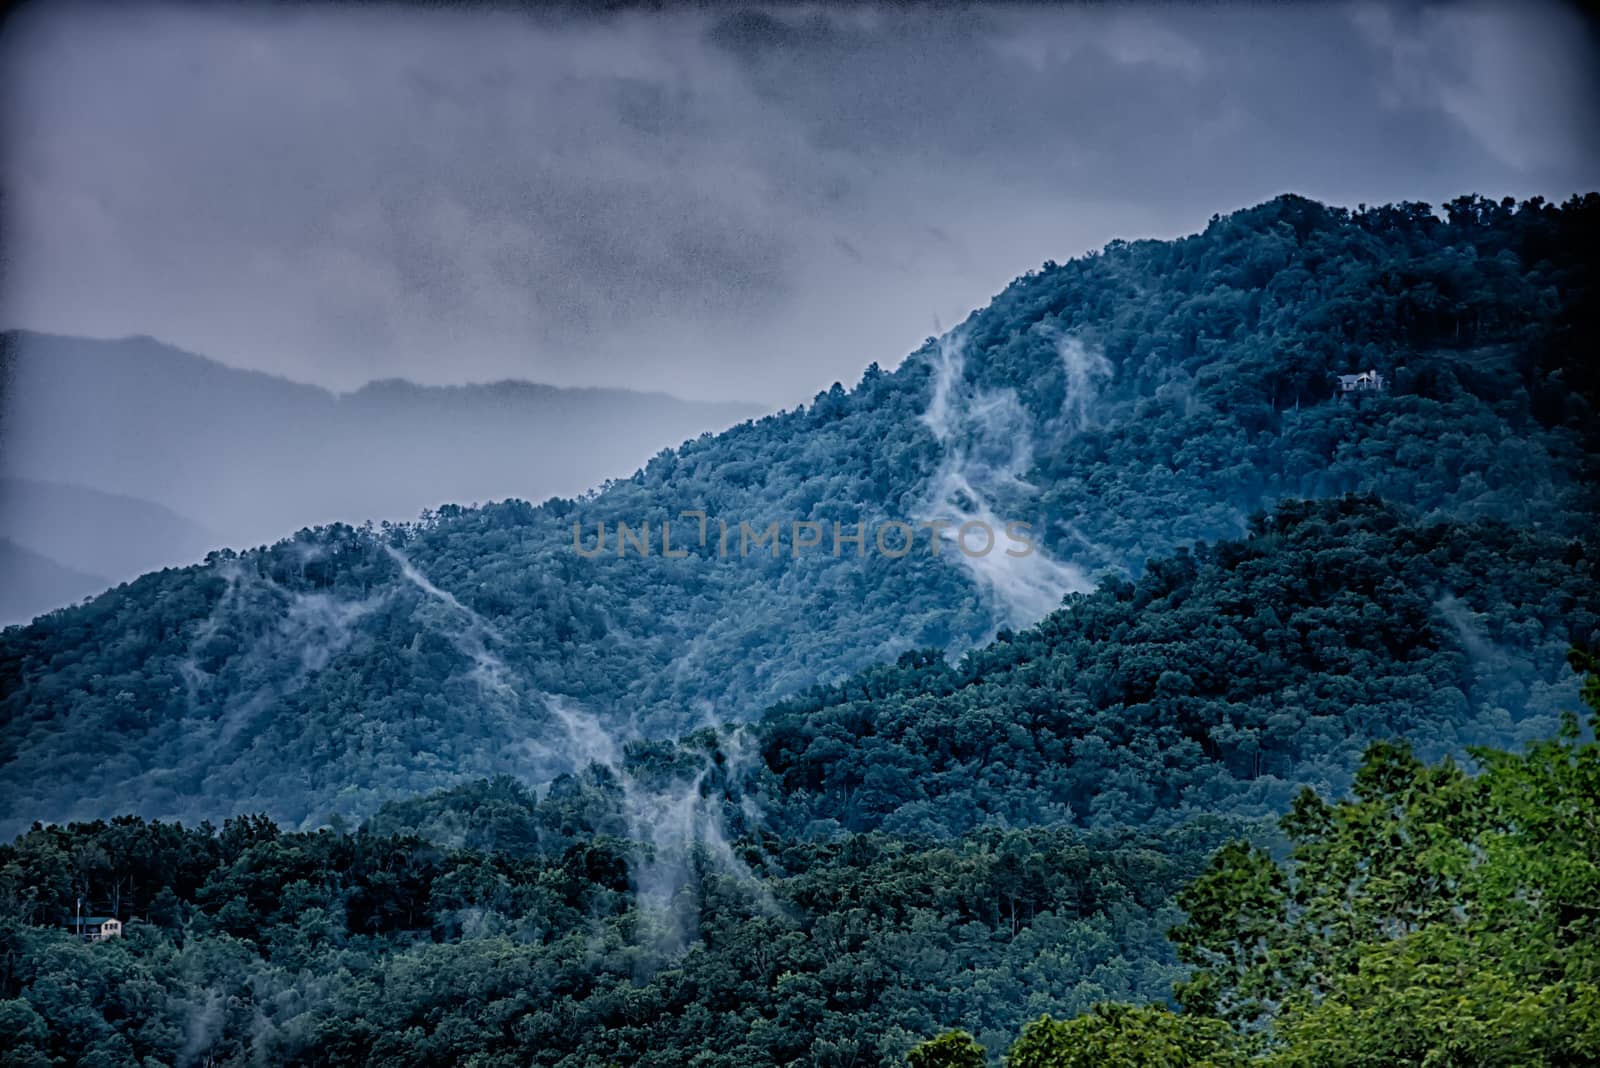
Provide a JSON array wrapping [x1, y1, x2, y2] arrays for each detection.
[[0, 331, 766, 617], [1, 192, 1595, 831], [0, 538, 109, 626], [0, 478, 219, 623]]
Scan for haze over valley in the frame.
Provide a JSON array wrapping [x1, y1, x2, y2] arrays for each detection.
[[0, 330, 762, 622]]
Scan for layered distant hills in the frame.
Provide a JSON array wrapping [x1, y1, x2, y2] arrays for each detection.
[[1, 193, 1596, 832], [0, 536, 110, 625], [0, 478, 218, 623], [0, 331, 763, 621]]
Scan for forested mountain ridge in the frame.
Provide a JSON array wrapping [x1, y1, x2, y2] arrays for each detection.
[[1, 191, 1598, 1068], [753, 496, 1595, 838], [2, 192, 1596, 833]]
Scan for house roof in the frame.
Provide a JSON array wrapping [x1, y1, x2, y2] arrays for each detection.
[[71, 916, 118, 926]]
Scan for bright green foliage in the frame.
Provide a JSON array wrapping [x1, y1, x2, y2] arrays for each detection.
[[907, 1030, 988, 1068], [1170, 650, 1600, 1066], [1005, 1005, 1243, 1067]]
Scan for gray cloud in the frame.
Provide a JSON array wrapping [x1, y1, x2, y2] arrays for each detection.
[[2, 1, 1596, 405]]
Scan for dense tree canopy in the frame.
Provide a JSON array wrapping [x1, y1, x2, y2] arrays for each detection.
[[0, 801, 1239, 1066], [756, 497, 1595, 836], [1167, 647, 1600, 1066], [4, 652, 1594, 1066], [0, 192, 1596, 1065], [2, 193, 1597, 833]]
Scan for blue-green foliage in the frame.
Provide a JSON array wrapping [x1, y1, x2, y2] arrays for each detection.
[[0, 188, 1597, 1063], [1, 193, 1595, 837], [0, 788, 1238, 1067], [756, 497, 1595, 838]]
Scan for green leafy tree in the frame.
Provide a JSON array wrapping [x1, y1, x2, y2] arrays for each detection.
[[1004, 1005, 1243, 1067], [907, 1029, 987, 1068], [1172, 648, 1600, 1066]]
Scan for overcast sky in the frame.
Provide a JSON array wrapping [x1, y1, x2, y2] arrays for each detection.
[[2, 1, 1596, 406]]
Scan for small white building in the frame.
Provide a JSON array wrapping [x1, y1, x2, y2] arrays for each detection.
[[1335, 369, 1385, 397], [70, 916, 123, 942]]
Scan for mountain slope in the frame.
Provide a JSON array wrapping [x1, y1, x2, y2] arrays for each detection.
[[0, 192, 1595, 831], [0, 521, 1592, 1065], [753, 497, 1596, 838]]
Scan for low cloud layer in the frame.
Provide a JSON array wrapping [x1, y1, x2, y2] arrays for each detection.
[[2, 2, 1596, 405]]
